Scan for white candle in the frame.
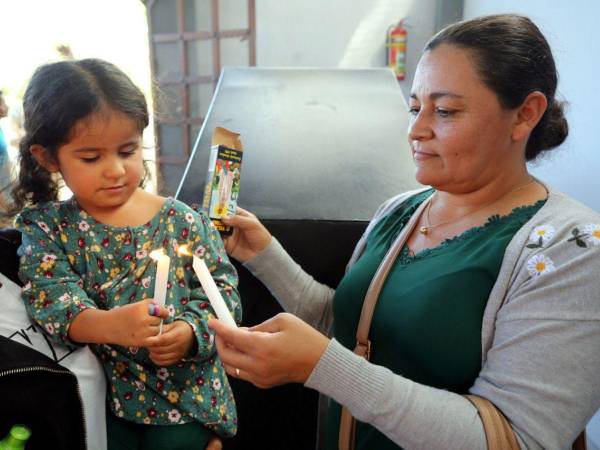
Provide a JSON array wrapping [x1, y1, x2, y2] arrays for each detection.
[[150, 249, 171, 334], [177, 245, 236, 327], [192, 256, 237, 327]]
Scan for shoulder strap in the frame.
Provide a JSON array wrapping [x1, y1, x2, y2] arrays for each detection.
[[339, 195, 432, 450], [465, 395, 520, 450], [354, 195, 432, 359]]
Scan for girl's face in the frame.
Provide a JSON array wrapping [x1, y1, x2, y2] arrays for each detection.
[[52, 108, 145, 217], [408, 44, 520, 193]]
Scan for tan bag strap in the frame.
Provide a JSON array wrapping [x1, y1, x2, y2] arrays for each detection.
[[465, 395, 520, 450], [466, 395, 587, 450], [339, 196, 432, 450]]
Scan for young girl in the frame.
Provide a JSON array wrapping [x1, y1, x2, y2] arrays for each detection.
[[11, 59, 241, 450]]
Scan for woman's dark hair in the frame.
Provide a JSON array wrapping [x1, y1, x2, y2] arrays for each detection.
[[9, 58, 149, 212], [426, 14, 568, 161]]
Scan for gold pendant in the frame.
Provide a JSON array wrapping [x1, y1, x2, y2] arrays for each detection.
[[419, 226, 429, 235]]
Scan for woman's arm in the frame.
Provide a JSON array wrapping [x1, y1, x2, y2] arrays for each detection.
[[223, 207, 335, 333], [244, 239, 335, 334], [224, 193, 425, 334]]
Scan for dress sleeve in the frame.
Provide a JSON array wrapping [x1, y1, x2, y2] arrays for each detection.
[[176, 211, 242, 361], [16, 211, 97, 346]]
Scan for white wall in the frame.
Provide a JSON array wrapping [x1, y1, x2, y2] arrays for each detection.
[[255, 0, 436, 98], [466, 1, 600, 448], [465, 0, 600, 213]]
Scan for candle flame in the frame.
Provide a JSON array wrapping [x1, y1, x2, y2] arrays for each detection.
[[177, 245, 192, 257], [149, 248, 166, 260]]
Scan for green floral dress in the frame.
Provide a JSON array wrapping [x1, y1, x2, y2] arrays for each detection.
[[16, 197, 241, 437]]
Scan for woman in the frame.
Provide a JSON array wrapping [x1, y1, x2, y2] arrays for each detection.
[[209, 14, 600, 450]]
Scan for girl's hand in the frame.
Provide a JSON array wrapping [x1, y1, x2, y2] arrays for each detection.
[[205, 436, 223, 450], [208, 313, 330, 388], [145, 320, 195, 366], [221, 207, 272, 263], [107, 299, 169, 347]]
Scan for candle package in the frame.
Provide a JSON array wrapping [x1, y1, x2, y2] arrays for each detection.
[[202, 127, 244, 236]]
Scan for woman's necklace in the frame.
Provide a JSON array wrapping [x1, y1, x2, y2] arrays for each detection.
[[418, 178, 536, 236]]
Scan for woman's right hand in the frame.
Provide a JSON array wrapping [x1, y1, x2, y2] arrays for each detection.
[[222, 206, 272, 263]]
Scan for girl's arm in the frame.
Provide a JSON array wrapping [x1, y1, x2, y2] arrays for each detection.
[[18, 212, 99, 346], [68, 299, 168, 347], [17, 212, 168, 348]]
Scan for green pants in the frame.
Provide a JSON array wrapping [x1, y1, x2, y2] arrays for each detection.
[[106, 412, 213, 450]]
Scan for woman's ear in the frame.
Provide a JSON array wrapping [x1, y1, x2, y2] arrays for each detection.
[[512, 91, 548, 142], [30, 145, 59, 172]]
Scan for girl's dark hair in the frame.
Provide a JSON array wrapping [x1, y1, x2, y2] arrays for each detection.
[[426, 14, 568, 161], [10, 58, 149, 212]]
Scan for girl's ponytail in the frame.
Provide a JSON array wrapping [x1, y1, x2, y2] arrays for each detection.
[[10, 138, 60, 213]]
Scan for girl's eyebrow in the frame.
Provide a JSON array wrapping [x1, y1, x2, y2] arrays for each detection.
[[73, 139, 140, 153], [73, 147, 100, 153]]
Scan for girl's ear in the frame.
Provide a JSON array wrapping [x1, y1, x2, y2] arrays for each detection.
[[30, 145, 59, 172]]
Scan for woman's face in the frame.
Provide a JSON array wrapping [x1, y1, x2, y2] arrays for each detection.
[[408, 44, 519, 193]]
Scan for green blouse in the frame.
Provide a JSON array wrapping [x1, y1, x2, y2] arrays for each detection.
[[16, 197, 241, 437], [326, 190, 545, 449]]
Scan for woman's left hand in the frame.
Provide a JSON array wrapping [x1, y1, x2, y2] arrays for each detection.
[[209, 313, 330, 388]]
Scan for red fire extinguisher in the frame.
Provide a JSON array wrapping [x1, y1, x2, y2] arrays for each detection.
[[386, 20, 407, 81]]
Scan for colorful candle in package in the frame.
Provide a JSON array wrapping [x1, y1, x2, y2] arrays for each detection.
[[202, 127, 244, 236]]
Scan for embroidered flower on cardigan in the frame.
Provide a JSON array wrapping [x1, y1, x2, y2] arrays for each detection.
[[567, 224, 600, 248], [583, 224, 600, 245], [527, 225, 555, 248], [526, 254, 556, 276]]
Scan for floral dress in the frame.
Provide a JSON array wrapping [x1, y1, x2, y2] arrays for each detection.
[[16, 197, 241, 437]]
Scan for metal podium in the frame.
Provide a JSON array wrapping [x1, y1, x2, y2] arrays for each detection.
[[175, 67, 419, 450]]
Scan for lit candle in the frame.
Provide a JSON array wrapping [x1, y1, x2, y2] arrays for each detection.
[[178, 245, 237, 327], [150, 249, 171, 334]]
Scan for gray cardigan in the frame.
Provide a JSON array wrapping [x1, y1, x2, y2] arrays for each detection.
[[244, 186, 600, 450]]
